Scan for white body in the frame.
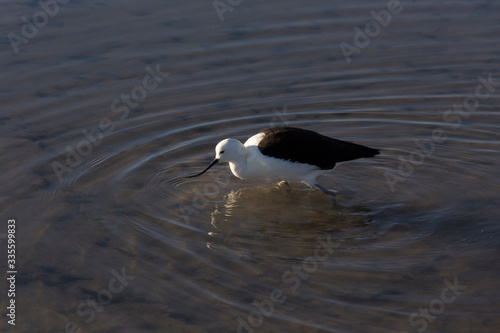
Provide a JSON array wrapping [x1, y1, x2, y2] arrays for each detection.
[[215, 133, 325, 187]]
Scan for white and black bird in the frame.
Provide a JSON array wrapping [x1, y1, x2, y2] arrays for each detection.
[[187, 127, 379, 197]]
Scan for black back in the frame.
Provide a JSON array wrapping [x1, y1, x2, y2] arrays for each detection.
[[257, 127, 380, 170]]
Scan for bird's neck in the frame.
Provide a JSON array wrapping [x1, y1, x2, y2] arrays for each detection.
[[228, 150, 249, 180]]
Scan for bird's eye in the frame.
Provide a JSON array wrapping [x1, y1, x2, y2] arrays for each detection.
[[220, 150, 225, 154]]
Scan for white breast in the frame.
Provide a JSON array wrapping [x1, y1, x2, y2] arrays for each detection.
[[229, 130, 323, 184], [230, 145, 319, 183]]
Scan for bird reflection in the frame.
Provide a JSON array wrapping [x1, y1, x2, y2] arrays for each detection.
[[206, 183, 372, 253]]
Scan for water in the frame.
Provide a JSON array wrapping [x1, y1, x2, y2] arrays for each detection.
[[1, 0, 500, 332]]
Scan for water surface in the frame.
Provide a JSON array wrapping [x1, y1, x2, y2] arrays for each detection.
[[1, 0, 499, 332]]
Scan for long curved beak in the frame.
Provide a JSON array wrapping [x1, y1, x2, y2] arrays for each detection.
[[186, 158, 219, 178]]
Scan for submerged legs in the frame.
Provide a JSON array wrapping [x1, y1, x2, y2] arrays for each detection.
[[314, 183, 337, 200]]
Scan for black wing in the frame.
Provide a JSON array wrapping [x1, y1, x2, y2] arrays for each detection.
[[257, 127, 379, 170]]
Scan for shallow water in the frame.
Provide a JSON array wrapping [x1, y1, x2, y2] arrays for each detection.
[[1, 0, 500, 332]]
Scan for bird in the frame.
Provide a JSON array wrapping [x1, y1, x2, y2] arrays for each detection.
[[186, 127, 379, 197]]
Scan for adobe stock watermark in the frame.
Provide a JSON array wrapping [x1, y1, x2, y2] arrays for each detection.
[[7, 0, 71, 54], [385, 73, 500, 192], [339, 0, 403, 64], [269, 105, 296, 128], [236, 235, 340, 333], [181, 172, 231, 224], [57, 267, 135, 333], [51, 64, 169, 182], [402, 277, 467, 333], [213, 0, 243, 22]]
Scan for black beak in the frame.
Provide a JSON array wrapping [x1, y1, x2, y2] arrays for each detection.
[[186, 158, 219, 178]]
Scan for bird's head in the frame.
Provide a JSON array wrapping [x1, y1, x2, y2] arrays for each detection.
[[215, 138, 246, 163], [186, 138, 245, 178]]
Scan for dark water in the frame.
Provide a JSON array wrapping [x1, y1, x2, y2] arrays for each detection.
[[1, 0, 500, 332]]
